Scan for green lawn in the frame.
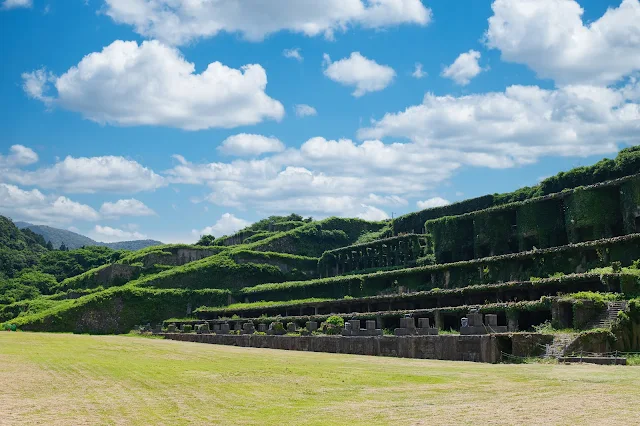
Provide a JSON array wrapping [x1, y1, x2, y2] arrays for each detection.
[[1, 333, 639, 425]]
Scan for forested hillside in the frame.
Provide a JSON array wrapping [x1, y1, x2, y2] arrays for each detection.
[[0, 217, 128, 305]]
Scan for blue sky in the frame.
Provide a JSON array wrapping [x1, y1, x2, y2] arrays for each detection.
[[1, 0, 639, 243]]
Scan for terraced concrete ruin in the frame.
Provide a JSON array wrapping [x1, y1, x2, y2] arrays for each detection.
[[157, 172, 640, 363]]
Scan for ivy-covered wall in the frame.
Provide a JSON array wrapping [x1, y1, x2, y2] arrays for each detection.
[[620, 177, 640, 234], [317, 234, 423, 277], [516, 199, 567, 251], [564, 187, 623, 243], [426, 217, 474, 264], [230, 250, 318, 277], [473, 208, 517, 258], [422, 176, 640, 265], [239, 235, 640, 303]]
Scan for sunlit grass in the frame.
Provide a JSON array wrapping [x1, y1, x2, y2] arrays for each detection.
[[1, 332, 639, 425]]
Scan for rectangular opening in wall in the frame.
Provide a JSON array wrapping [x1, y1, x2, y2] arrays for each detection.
[[522, 235, 538, 251], [575, 226, 594, 243], [507, 237, 519, 254], [477, 244, 491, 258], [585, 249, 599, 263], [443, 314, 459, 331], [462, 245, 475, 260]]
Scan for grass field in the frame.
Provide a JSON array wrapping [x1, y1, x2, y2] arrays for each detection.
[[1, 333, 639, 425]]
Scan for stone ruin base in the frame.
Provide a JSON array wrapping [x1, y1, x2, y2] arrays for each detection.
[[161, 333, 501, 363]]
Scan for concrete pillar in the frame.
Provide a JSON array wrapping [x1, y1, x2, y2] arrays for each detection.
[[507, 312, 519, 332], [434, 311, 444, 330]]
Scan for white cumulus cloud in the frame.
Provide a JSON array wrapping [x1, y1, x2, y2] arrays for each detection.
[[295, 104, 317, 117], [100, 199, 156, 218], [486, 0, 640, 85], [417, 197, 450, 209], [103, 0, 431, 46], [359, 82, 640, 167], [283, 48, 303, 61], [89, 225, 147, 243], [357, 204, 389, 221], [323, 52, 396, 97], [4, 155, 166, 193], [412, 62, 427, 79], [2, 0, 31, 10], [0, 145, 38, 167], [0, 183, 100, 225], [22, 40, 284, 131], [193, 213, 251, 237], [218, 134, 285, 157], [441, 50, 483, 85]]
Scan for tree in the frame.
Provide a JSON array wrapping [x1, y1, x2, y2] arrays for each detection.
[[46, 241, 54, 250], [59, 242, 68, 251], [196, 235, 216, 246]]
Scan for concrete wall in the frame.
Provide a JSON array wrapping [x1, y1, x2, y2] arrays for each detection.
[[142, 248, 218, 268], [95, 264, 140, 286], [162, 333, 501, 363]]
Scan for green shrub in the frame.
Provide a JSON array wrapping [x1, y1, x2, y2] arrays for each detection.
[[326, 315, 344, 327], [321, 315, 344, 335], [183, 325, 193, 333]]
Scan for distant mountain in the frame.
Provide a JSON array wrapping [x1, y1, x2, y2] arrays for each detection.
[[105, 240, 165, 251], [14, 222, 163, 251]]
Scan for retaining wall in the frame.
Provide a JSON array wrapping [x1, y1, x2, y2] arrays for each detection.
[[162, 333, 500, 363]]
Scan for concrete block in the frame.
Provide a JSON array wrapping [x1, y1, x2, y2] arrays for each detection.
[[257, 324, 268, 333], [418, 318, 431, 329], [287, 322, 297, 333], [468, 313, 483, 327], [242, 323, 255, 334], [484, 314, 498, 327], [399, 317, 416, 329], [219, 323, 230, 334], [342, 322, 353, 336], [366, 320, 376, 330], [306, 321, 318, 332]]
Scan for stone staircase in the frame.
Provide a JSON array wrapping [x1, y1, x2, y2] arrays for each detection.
[[586, 301, 628, 329], [544, 333, 576, 358]]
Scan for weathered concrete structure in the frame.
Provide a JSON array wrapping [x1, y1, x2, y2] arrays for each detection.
[[94, 264, 141, 286], [460, 311, 507, 335], [425, 175, 640, 264], [318, 235, 425, 278], [162, 333, 501, 363]]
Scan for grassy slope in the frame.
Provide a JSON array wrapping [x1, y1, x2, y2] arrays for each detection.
[[1, 333, 639, 425]]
